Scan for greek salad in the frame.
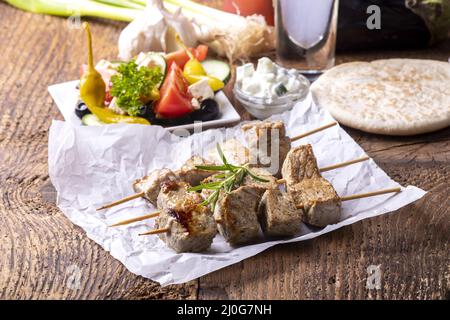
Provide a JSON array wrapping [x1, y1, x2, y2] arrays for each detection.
[[76, 23, 231, 127]]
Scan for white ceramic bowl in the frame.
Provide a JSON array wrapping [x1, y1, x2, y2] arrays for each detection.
[[233, 73, 310, 120]]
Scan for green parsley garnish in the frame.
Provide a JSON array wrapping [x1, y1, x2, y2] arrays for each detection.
[[189, 144, 269, 211], [110, 61, 163, 117]]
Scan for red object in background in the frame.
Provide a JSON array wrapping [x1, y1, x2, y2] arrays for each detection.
[[165, 45, 209, 69], [154, 63, 194, 119], [222, 0, 274, 26]]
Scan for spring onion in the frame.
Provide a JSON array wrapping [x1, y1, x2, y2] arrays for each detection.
[[6, 0, 141, 21], [6, 0, 275, 61]]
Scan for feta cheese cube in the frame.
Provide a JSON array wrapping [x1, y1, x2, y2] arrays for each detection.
[[191, 98, 201, 110], [236, 63, 255, 82], [285, 77, 301, 92], [256, 57, 275, 74], [262, 73, 275, 83], [242, 80, 261, 96], [188, 79, 215, 101], [276, 73, 287, 83]]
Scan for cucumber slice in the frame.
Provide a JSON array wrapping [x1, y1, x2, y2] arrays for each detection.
[[275, 83, 288, 97], [136, 52, 167, 87], [81, 114, 106, 126], [201, 59, 231, 85]]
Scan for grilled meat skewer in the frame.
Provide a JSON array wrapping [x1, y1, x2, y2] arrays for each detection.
[[133, 156, 214, 206], [153, 180, 217, 253], [258, 189, 302, 237]]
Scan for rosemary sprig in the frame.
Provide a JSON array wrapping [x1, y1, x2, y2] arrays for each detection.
[[189, 144, 269, 211]]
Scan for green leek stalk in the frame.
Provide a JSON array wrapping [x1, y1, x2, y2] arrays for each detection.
[[95, 0, 145, 10], [6, 0, 141, 22]]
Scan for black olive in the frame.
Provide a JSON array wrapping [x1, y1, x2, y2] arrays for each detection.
[[75, 100, 91, 119], [138, 104, 158, 123], [155, 114, 194, 127], [191, 99, 220, 122]]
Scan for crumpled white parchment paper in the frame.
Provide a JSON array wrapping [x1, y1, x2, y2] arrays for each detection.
[[48, 94, 426, 286]]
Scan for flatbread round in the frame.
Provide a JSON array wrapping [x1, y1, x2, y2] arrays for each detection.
[[311, 59, 450, 136]]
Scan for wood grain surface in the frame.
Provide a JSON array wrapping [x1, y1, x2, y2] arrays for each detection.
[[0, 1, 449, 300]]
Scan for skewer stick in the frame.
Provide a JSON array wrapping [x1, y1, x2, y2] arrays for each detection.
[[319, 156, 370, 173], [139, 218, 222, 236], [97, 192, 145, 211], [290, 122, 337, 142], [139, 227, 170, 236], [276, 156, 370, 184], [340, 187, 401, 202], [112, 212, 223, 228], [110, 211, 160, 227], [295, 187, 401, 209]]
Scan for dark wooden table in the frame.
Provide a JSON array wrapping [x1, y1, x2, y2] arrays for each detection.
[[0, 2, 449, 300]]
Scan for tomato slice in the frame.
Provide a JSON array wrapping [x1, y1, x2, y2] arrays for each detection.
[[194, 45, 209, 61], [165, 45, 209, 69], [154, 63, 194, 119]]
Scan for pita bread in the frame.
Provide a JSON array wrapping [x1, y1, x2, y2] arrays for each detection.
[[311, 59, 450, 136]]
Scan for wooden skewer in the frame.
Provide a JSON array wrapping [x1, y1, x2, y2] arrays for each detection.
[[295, 187, 402, 209], [110, 211, 160, 227], [290, 122, 337, 142], [97, 192, 144, 211], [139, 227, 170, 236], [319, 156, 370, 173], [340, 187, 401, 202], [139, 218, 223, 236], [276, 156, 370, 184], [113, 211, 223, 227]]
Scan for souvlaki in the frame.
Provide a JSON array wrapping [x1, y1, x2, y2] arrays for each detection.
[[97, 120, 400, 253]]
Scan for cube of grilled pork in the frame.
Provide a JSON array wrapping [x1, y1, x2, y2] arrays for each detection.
[[258, 189, 302, 237], [155, 198, 217, 253], [177, 156, 215, 187], [133, 157, 214, 205], [242, 121, 291, 177], [199, 168, 278, 201], [214, 186, 262, 245], [289, 177, 342, 227], [157, 181, 202, 210], [133, 169, 178, 205], [206, 139, 251, 166], [281, 145, 321, 187], [242, 167, 280, 197]]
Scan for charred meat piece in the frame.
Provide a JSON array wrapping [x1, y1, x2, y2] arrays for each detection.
[[289, 178, 342, 227], [258, 189, 302, 237], [133, 169, 178, 205], [214, 186, 262, 246], [155, 200, 217, 253], [157, 181, 203, 210], [281, 145, 321, 187], [199, 168, 279, 201], [242, 121, 291, 177], [133, 157, 214, 206], [176, 156, 215, 187], [242, 167, 280, 196]]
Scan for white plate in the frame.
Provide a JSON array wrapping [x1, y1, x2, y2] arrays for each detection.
[[48, 80, 241, 131]]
